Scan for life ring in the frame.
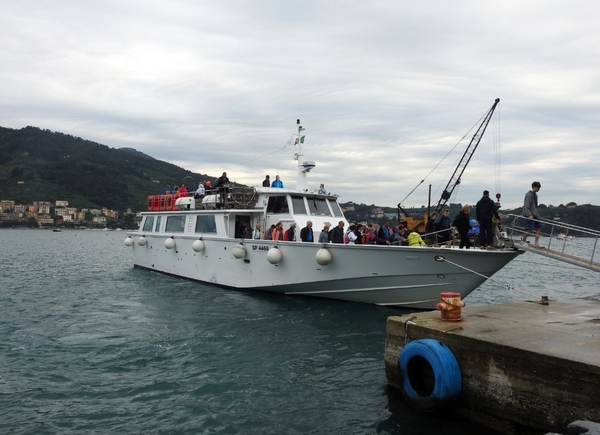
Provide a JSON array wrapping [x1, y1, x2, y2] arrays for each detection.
[[398, 339, 462, 410]]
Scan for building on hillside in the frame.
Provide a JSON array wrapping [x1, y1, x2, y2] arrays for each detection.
[[55, 200, 69, 207], [92, 216, 107, 226], [37, 215, 54, 225], [370, 207, 384, 218], [1, 212, 19, 221], [0, 200, 15, 212]]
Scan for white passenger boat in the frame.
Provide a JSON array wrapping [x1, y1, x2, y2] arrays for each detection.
[[125, 122, 523, 309]]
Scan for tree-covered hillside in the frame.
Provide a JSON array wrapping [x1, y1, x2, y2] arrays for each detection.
[[0, 126, 211, 211]]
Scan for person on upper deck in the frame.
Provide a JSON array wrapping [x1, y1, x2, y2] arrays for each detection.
[[195, 182, 205, 199], [271, 175, 284, 188], [215, 172, 229, 208], [318, 184, 327, 194], [165, 185, 173, 194], [262, 175, 270, 187], [215, 172, 229, 188], [178, 184, 189, 195]]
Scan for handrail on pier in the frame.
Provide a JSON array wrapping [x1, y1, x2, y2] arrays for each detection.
[[503, 214, 600, 272]]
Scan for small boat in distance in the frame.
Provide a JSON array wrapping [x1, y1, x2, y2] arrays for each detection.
[[125, 119, 523, 309], [556, 233, 574, 241], [53, 228, 61, 232]]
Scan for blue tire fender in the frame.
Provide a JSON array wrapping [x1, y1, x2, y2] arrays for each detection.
[[398, 339, 462, 410]]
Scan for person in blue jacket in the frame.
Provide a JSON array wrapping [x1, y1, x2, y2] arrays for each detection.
[[434, 209, 453, 247], [271, 175, 284, 188]]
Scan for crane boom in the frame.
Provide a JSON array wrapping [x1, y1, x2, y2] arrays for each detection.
[[434, 98, 500, 213]]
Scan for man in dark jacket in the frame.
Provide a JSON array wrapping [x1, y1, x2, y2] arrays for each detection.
[[330, 221, 345, 243], [476, 190, 500, 248], [300, 221, 314, 242]]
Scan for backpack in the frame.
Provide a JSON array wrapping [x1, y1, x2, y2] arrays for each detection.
[[343, 231, 350, 244], [360, 233, 370, 244]]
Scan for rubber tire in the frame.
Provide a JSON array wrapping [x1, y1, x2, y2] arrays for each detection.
[[398, 339, 462, 410]]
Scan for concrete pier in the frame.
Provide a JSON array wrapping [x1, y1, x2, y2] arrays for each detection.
[[384, 297, 600, 435]]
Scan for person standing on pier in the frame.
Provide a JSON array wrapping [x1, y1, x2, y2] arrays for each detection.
[[521, 181, 542, 247]]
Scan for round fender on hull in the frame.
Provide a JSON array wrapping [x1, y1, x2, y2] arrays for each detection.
[[232, 244, 247, 259], [267, 246, 282, 264], [124, 237, 134, 247], [315, 247, 332, 265], [164, 237, 176, 249], [192, 239, 205, 252], [138, 236, 147, 246], [398, 339, 462, 410]]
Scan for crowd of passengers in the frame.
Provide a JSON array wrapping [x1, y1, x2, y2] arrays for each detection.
[[244, 220, 427, 246]]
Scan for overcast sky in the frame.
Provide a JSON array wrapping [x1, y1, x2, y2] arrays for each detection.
[[2, 1, 600, 209]]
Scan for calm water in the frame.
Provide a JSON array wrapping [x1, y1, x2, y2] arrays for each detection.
[[1, 230, 598, 434]]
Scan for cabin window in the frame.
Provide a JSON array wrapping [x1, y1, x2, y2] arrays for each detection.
[[154, 216, 162, 232], [142, 216, 154, 232], [195, 215, 217, 233], [328, 199, 344, 217], [165, 215, 186, 233], [308, 197, 331, 216], [291, 196, 307, 214], [266, 196, 289, 214]]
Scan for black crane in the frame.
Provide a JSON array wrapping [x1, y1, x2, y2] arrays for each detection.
[[433, 98, 500, 213], [398, 98, 500, 232]]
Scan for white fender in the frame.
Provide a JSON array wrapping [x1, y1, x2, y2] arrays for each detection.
[[192, 239, 205, 252], [267, 247, 282, 264], [124, 237, 134, 247], [164, 237, 176, 249], [138, 236, 147, 246], [232, 244, 247, 259], [316, 247, 332, 265]]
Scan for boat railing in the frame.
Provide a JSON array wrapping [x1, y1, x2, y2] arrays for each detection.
[[503, 213, 600, 271], [197, 186, 259, 210]]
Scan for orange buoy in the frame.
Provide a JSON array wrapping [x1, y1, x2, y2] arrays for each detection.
[[435, 292, 465, 321]]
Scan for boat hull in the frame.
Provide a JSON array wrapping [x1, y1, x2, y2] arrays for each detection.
[[128, 234, 522, 309]]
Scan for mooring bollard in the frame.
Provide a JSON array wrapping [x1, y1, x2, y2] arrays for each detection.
[[435, 292, 465, 321]]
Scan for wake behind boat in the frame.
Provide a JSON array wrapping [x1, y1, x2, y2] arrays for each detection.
[[125, 119, 523, 309]]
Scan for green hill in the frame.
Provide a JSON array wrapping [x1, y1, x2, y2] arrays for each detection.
[[0, 126, 211, 211], [2, 125, 599, 232]]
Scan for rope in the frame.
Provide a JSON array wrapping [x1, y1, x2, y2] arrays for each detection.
[[440, 257, 545, 302]]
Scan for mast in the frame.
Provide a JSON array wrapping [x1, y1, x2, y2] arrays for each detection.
[[295, 119, 315, 192], [434, 98, 500, 213]]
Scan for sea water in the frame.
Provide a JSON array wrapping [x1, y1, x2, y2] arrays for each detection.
[[1, 229, 598, 435]]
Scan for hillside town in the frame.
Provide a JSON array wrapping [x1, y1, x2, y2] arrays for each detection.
[[0, 199, 138, 228]]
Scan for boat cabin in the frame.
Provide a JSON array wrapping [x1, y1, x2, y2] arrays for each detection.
[[142, 187, 348, 241]]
